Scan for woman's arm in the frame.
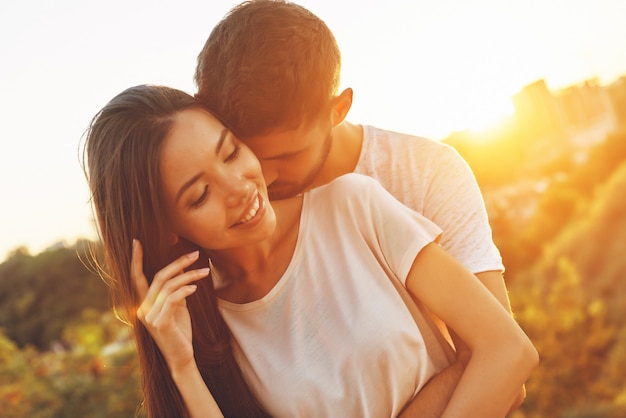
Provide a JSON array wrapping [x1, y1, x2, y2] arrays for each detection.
[[170, 363, 224, 418], [475, 270, 528, 412], [132, 240, 224, 418], [405, 242, 539, 418]]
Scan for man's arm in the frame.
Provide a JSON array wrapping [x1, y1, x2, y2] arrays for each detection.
[[397, 344, 469, 418]]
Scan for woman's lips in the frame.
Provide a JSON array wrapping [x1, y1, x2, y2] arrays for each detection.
[[232, 191, 261, 227]]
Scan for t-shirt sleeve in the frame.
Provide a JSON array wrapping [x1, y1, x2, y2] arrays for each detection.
[[363, 176, 443, 285], [423, 144, 504, 274]]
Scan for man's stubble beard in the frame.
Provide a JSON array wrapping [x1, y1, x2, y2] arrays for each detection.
[[267, 131, 333, 201]]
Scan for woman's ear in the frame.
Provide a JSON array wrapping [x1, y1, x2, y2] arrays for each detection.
[[331, 88, 353, 127], [169, 233, 179, 245]]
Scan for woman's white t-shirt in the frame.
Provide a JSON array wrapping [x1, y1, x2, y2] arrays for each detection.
[[218, 174, 448, 418]]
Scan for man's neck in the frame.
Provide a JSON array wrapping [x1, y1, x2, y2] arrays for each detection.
[[311, 121, 363, 188]]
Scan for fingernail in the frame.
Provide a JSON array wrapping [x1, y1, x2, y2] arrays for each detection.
[[186, 250, 200, 259], [132, 239, 138, 249], [198, 267, 210, 276]]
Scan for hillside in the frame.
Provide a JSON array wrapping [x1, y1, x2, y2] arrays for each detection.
[[0, 128, 625, 416], [507, 162, 626, 417]]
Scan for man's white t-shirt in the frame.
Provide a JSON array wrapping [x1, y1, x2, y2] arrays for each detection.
[[355, 125, 504, 274], [218, 174, 449, 417]]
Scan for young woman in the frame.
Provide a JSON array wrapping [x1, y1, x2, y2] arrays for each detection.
[[83, 84, 538, 418]]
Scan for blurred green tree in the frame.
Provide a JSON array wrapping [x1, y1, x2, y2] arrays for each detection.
[[0, 241, 109, 349]]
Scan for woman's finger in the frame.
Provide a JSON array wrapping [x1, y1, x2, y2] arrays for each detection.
[[144, 267, 210, 310], [148, 267, 210, 316], [131, 240, 202, 307], [142, 284, 198, 330], [131, 239, 149, 300], [143, 250, 201, 305], [152, 250, 201, 287]]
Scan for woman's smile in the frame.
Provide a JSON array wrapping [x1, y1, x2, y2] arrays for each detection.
[[159, 107, 278, 250], [232, 191, 264, 228]]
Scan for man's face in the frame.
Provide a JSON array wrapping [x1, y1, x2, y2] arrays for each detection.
[[241, 117, 333, 200]]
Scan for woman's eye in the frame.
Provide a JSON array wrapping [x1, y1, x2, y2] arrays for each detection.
[[225, 144, 240, 162], [191, 185, 209, 208]]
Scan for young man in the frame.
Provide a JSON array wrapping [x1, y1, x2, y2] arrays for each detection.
[[194, 0, 525, 415]]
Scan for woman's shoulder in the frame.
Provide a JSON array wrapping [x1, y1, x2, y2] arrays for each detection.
[[306, 173, 382, 211], [323, 173, 380, 192]]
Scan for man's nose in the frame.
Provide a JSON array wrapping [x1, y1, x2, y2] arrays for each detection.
[[259, 159, 279, 186]]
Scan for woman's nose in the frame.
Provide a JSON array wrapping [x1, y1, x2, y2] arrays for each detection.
[[224, 175, 252, 207]]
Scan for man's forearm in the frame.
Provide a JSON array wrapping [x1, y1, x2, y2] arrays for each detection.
[[397, 359, 465, 418]]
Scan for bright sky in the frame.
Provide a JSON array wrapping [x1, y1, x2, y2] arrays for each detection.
[[1, 0, 626, 261]]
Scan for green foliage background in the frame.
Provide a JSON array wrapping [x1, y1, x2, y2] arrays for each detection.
[[0, 244, 142, 417], [1, 129, 625, 417], [458, 128, 626, 417]]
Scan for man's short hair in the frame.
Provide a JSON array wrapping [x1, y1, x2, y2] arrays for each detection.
[[195, 0, 341, 138]]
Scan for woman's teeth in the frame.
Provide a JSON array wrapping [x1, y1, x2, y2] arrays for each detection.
[[237, 195, 260, 224]]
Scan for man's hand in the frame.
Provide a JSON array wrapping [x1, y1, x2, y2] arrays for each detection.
[[397, 347, 468, 418]]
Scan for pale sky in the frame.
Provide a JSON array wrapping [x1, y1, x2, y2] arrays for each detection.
[[1, 0, 626, 261]]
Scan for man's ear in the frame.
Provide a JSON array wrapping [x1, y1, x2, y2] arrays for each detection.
[[331, 87, 353, 127]]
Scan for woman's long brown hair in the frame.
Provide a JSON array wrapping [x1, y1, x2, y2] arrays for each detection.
[[82, 84, 269, 417]]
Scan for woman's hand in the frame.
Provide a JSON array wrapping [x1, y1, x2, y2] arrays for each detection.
[[131, 239, 210, 373], [131, 240, 224, 417]]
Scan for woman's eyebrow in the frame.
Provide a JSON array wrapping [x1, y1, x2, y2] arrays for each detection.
[[175, 172, 203, 204], [215, 128, 229, 155]]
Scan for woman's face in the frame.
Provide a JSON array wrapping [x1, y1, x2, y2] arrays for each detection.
[[160, 108, 276, 250]]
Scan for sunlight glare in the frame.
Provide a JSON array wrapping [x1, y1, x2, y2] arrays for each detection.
[[340, 3, 540, 140]]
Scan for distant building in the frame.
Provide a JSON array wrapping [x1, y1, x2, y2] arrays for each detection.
[[511, 79, 570, 168], [45, 240, 68, 251], [512, 79, 566, 141], [512, 77, 620, 151], [605, 76, 626, 127], [554, 78, 617, 148]]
